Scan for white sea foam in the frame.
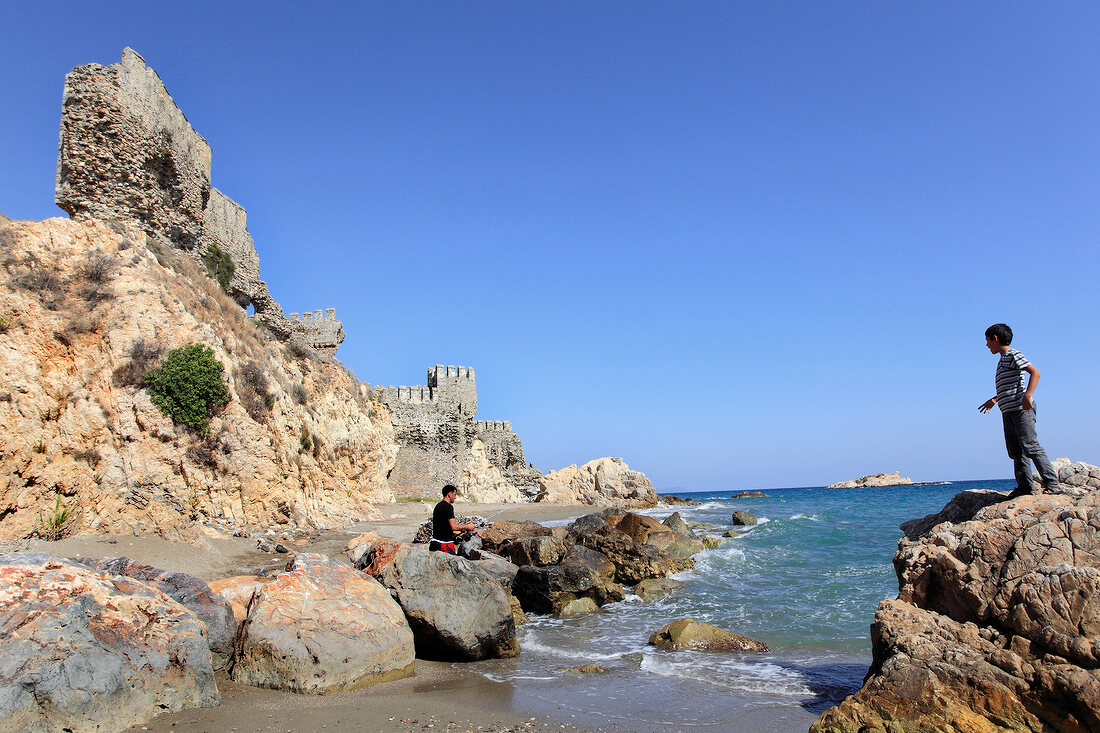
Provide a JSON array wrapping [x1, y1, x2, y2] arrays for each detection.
[[639, 652, 813, 696], [521, 635, 634, 662], [790, 513, 821, 521]]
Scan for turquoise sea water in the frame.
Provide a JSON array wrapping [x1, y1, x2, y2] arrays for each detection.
[[471, 479, 1014, 732]]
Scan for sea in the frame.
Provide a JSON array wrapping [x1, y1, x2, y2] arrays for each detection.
[[468, 479, 1014, 733]]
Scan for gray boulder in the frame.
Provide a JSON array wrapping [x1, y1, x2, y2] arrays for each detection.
[[74, 556, 236, 670], [731, 511, 758, 526], [363, 539, 519, 661], [662, 511, 696, 538], [0, 553, 218, 731], [568, 514, 692, 584]]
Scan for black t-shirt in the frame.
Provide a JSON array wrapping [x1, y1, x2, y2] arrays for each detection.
[[432, 500, 456, 542]]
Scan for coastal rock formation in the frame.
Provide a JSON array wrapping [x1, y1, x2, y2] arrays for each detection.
[[55, 48, 342, 352], [537, 457, 658, 508], [826, 471, 913, 489], [208, 574, 275, 624], [649, 618, 769, 652], [0, 553, 218, 731], [634, 578, 685, 601], [568, 514, 692, 584], [512, 545, 625, 616], [616, 512, 676, 550], [75, 556, 236, 670], [731, 511, 758, 526], [481, 520, 553, 553], [813, 460, 1100, 733], [363, 539, 519, 660], [231, 553, 414, 693], [731, 491, 769, 498], [0, 217, 396, 540], [503, 534, 571, 566]]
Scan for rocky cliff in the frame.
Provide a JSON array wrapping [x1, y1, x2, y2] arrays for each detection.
[[0, 216, 397, 541], [537, 457, 657, 508], [812, 460, 1100, 732]]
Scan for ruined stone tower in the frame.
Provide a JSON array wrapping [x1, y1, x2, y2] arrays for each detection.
[[55, 48, 344, 355]]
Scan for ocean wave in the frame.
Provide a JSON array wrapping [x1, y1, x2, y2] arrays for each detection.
[[789, 513, 821, 521], [521, 635, 638, 662], [639, 652, 813, 696]]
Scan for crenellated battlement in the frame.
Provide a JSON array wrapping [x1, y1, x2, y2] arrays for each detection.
[[474, 420, 513, 433], [286, 308, 344, 355], [427, 365, 475, 385]]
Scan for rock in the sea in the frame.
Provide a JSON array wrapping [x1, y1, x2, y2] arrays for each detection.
[[231, 553, 414, 693], [74, 556, 237, 671], [731, 491, 769, 498], [649, 618, 769, 652], [0, 553, 219, 731], [813, 461, 1100, 732], [558, 663, 608, 674], [826, 471, 913, 489], [634, 578, 685, 601], [568, 514, 692, 584], [616, 512, 676, 549], [731, 511, 758, 526], [659, 495, 696, 505], [512, 545, 625, 616], [363, 539, 519, 660], [537, 457, 657, 508], [662, 512, 696, 538], [503, 534, 571, 566]]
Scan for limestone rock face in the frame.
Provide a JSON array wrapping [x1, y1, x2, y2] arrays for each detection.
[[74, 555, 236, 670], [538, 457, 657, 508], [813, 463, 1100, 733], [363, 539, 519, 661], [0, 553, 218, 731], [231, 553, 414, 693], [649, 618, 769, 652], [568, 514, 693, 585], [459, 438, 525, 503], [0, 217, 397, 541], [826, 471, 912, 489]]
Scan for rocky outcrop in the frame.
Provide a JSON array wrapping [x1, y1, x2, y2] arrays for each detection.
[[512, 545, 625, 616], [649, 618, 769, 652], [0, 217, 396, 540], [826, 471, 913, 489], [568, 514, 692, 584], [537, 457, 657, 508], [74, 556, 236, 670], [362, 539, 519, 660], [813, 461, 1100, 733], [731, 511, 758, 526], [231, 553, 414, 693], [481, 520, 553, 553], [503, 535, 571, 566], [0, 553, 218, 731]]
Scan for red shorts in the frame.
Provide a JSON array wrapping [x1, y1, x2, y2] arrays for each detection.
[[429, 540, 457, 554]]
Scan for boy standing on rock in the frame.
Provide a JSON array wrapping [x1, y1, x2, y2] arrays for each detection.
[[979, 323, 1061, 495]]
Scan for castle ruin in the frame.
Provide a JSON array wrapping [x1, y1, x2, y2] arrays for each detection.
[[373, 366, 540, 497], [54, 48, 343, 354]]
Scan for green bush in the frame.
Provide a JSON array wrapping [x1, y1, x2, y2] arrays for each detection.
[[201, 243, 235, 291], [143, 344, 231, 433]]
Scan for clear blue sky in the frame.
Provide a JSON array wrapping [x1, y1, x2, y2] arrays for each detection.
[[3, 3, 1098, 490]]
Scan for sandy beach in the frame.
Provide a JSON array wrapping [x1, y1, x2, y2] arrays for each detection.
[[20, 502, 621, 733]]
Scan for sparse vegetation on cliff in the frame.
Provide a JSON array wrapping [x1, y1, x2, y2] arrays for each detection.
[[201, 242, 235, 291], [143, 344, 231, 433]]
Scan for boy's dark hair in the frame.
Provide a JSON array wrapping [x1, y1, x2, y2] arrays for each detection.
[[985, 323, 1013, 345], [442, 484, 458, 497]]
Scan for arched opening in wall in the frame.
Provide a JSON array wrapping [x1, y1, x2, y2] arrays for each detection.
[[246, 304, 255, 317]]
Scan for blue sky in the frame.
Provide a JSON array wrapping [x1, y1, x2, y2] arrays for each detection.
[[3, 3, 1098, 489]]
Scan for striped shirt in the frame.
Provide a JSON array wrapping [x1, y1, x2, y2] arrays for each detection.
[[995, 348, 1031, 413]]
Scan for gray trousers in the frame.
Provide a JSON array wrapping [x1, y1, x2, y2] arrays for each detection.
[[1002, 407, 1060, 492]]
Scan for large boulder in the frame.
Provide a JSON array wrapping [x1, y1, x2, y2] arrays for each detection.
[[363, 539, 519, 660], [0, 553, 218, 731], [568, 514, 692, 584], [649, 618, 769, 652], [512, 545, 624, 616], [231, 553, 414, 693], [503, 535, 571, 566], [74, 556, 236, 670], [731, 511, 758, 526], [813, 462, 1100, 733], [207, 574, 275, 624], [537, 457, 657, 508], [481, 520, 552, 553], [662, 511, 696, 538], [616, 512, 676, 549]]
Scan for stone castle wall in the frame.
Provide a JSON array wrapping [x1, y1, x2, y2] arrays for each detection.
[[373, 366, 534, 497], [55, 48, 343, 355]]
